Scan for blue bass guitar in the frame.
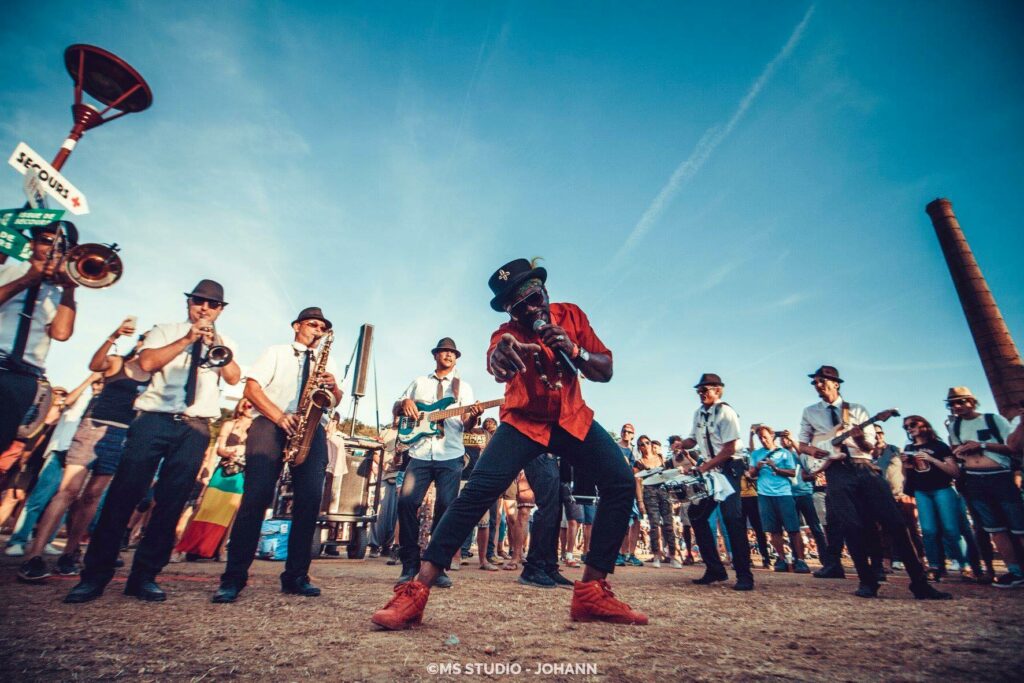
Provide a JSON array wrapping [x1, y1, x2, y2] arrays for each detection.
[[396, 397, 504, 445]]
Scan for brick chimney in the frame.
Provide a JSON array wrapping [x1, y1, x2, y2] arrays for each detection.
[[926, 198, 1024, 418]]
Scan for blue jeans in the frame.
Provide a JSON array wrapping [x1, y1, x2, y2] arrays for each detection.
[[915, 487, 966, 570], [369, 480, 398, 550], [7, 451, 65, 547]]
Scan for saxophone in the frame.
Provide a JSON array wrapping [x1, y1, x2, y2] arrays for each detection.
[[284, 331, 336, 466]]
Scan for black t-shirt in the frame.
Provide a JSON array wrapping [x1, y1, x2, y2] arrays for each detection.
[[904, 439, 956, 492]]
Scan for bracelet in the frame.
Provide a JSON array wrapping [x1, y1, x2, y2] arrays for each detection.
[[107, 336, 118, 343], [570, 344, 580, 359]]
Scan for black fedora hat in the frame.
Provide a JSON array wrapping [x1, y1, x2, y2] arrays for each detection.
[[29, 220, 79, 247], [808, 365, 843, 383], [292, 306, 332, 330], [488, 258, 548, 312], [694, 372, 724, 388], [431, 337, 461, 358], [184, 279, 227, 305]]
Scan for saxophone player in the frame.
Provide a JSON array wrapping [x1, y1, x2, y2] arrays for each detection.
[[213, 306, 341, 603]]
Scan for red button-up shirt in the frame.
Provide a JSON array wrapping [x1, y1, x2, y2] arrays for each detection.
[[486, 302, 611, 446]]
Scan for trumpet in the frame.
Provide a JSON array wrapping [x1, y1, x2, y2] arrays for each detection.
[[199, 322, 233, 368]]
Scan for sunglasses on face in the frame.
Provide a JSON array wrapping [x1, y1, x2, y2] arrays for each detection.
[[510, 291, 546, 316], [190, 296, 224, 309], [904, 423, 924, 431], [34, 235, 57, 245], [696, 387, 714, 394], [947, 399, 972, 407]]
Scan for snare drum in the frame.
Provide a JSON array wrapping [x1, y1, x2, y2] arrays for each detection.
[[663, 474, 712, 505]]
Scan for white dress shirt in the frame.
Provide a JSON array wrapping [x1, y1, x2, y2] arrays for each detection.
[[687, 400, 742, 466], [133, 321, 238, 419], [247, 342, 340, 415], [401, 371, 475, 462], [798, 397, 876, 458], [0, 261, 63, 369]]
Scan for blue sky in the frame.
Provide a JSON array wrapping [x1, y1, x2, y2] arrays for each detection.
[[2, 2, 1022, 442]]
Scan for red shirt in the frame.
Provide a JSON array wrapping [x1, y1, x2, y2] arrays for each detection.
[[486, 302, 611, 446]]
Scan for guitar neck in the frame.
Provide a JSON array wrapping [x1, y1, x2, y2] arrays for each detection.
[[427, 398, 504, 422], [830, 415, 889, 447]]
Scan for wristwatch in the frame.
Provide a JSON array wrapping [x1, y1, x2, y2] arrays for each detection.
[[577, 347, 591, 363]]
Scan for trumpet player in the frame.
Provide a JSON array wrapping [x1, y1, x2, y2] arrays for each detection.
[[213, 306, 341, 604], [66, 280, 240, 604], [0, 221, 79, 453]]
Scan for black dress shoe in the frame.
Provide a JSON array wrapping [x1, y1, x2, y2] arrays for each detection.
[[125, 578, 167, 602], [64, 580, 106, 604], [281, 576, 321, 597], [911, 582, 953, 600], [212, 584, 242, 603], [691, 571, 729, 585], [854, 584, 879, 598], [732, 576, 755, 591], [813, 566, 846, 579]]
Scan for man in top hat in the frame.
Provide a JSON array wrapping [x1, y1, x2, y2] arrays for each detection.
[[945, 386, 1024, 588], [797, 365, 949, 599], [213, 307, 341, 603], [673, 373, 754, 590], [66, 279, 241, 604], [392, 336, 483, 588], [372, 258, 647, 630], [0, 221, 79, 453]]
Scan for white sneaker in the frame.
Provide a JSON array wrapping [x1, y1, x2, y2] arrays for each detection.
[[44, 543, 63, 556], [947, 560, 961, 572], [670, 559, 683, 569], [4, 544, 25, 557], [651, 558, 661, 568]]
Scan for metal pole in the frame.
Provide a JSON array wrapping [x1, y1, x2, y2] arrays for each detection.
[[926, 198, 1024, 418]]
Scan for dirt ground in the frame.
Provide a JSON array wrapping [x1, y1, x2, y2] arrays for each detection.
[[1, 549, 1022, 682]]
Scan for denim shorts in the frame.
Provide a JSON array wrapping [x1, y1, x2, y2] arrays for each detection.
[[962, 471, 1024, 534], [581, 503, 596, 524], [758, 494, 800, 533], [65, 419, 129, 476]]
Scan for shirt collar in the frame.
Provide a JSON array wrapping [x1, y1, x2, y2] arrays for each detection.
[[429, 369, 458, 382], [821, 396, 843, 409], [292, 341, 310, 354]]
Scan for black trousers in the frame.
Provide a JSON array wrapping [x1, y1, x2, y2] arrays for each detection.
[[0, 369, 38, 453], [422, 421, 634, 574], [740, 495, 770, 562], [522, 453, 561, 573], [81, 412, 209, 584], [222, 416, 328, 587], [688, 470, 753, 580], [794, 494, 828, 555], [822, 502, 846, 570], [397, 457, 463, 567], [826, 464, 927, 587]]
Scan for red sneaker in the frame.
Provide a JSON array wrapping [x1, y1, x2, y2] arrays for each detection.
[[570, 579, 648, 625], [371, 580, 430, 630]]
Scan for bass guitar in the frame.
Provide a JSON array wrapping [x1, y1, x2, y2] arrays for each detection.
[[397, 397, 504, 445], [805, 408, 900, 474]]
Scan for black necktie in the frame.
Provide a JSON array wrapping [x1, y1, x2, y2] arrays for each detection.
[[436, 377, 445, 400], [184, 341, 202, 407], [828, 405, 839, 427], [11, 283, 41, 362], [702, 411, 715, 458], [301, 349, 312, 389]]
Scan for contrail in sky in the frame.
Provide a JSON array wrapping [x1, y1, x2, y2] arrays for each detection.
[[612, 5, 816, 265]]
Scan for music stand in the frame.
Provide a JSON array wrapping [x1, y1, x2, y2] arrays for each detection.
[[51, 44, 153, 171]]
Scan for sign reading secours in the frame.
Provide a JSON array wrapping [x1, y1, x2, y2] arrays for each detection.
[[7, 142, 90, 215]]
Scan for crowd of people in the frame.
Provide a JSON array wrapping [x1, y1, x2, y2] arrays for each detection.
[[3, 226, 1024, 631]]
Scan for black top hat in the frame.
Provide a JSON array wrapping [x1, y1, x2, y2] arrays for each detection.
[[431, 337, 461, 358], [488, 258, 548, 312], [694, 372, 724, 388], [30, 220, 79, 247], [292, 306, 332, 330], [808, 365, 843, 383], [184, 279, 227, 305]]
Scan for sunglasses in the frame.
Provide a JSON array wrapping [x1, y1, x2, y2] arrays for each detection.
[[34, 235, 57, 245], [904, 423, 925, 430], [947, 398, 972, 407], [510, 291, 545, 314], [696, 386, 715, 394], [189, 296, 224, 309]]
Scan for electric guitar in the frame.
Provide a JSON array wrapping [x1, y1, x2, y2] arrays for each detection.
[[396, 397, 504, 445], [804, 408, 900, 474]]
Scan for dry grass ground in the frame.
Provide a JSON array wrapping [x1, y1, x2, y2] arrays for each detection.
[[1, 552, 1022, 682]]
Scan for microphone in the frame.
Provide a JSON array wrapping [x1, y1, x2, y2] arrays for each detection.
[[532, 318, 579, 376]]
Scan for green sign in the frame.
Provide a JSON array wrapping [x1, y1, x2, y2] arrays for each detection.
[[0, 226, 31, 260], [0, 207, 65, 229]]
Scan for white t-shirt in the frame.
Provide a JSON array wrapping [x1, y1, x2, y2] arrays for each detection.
[[133, 321, 238, 419], [0, 261, 63, 369], [948, 413, 1013, 470]]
